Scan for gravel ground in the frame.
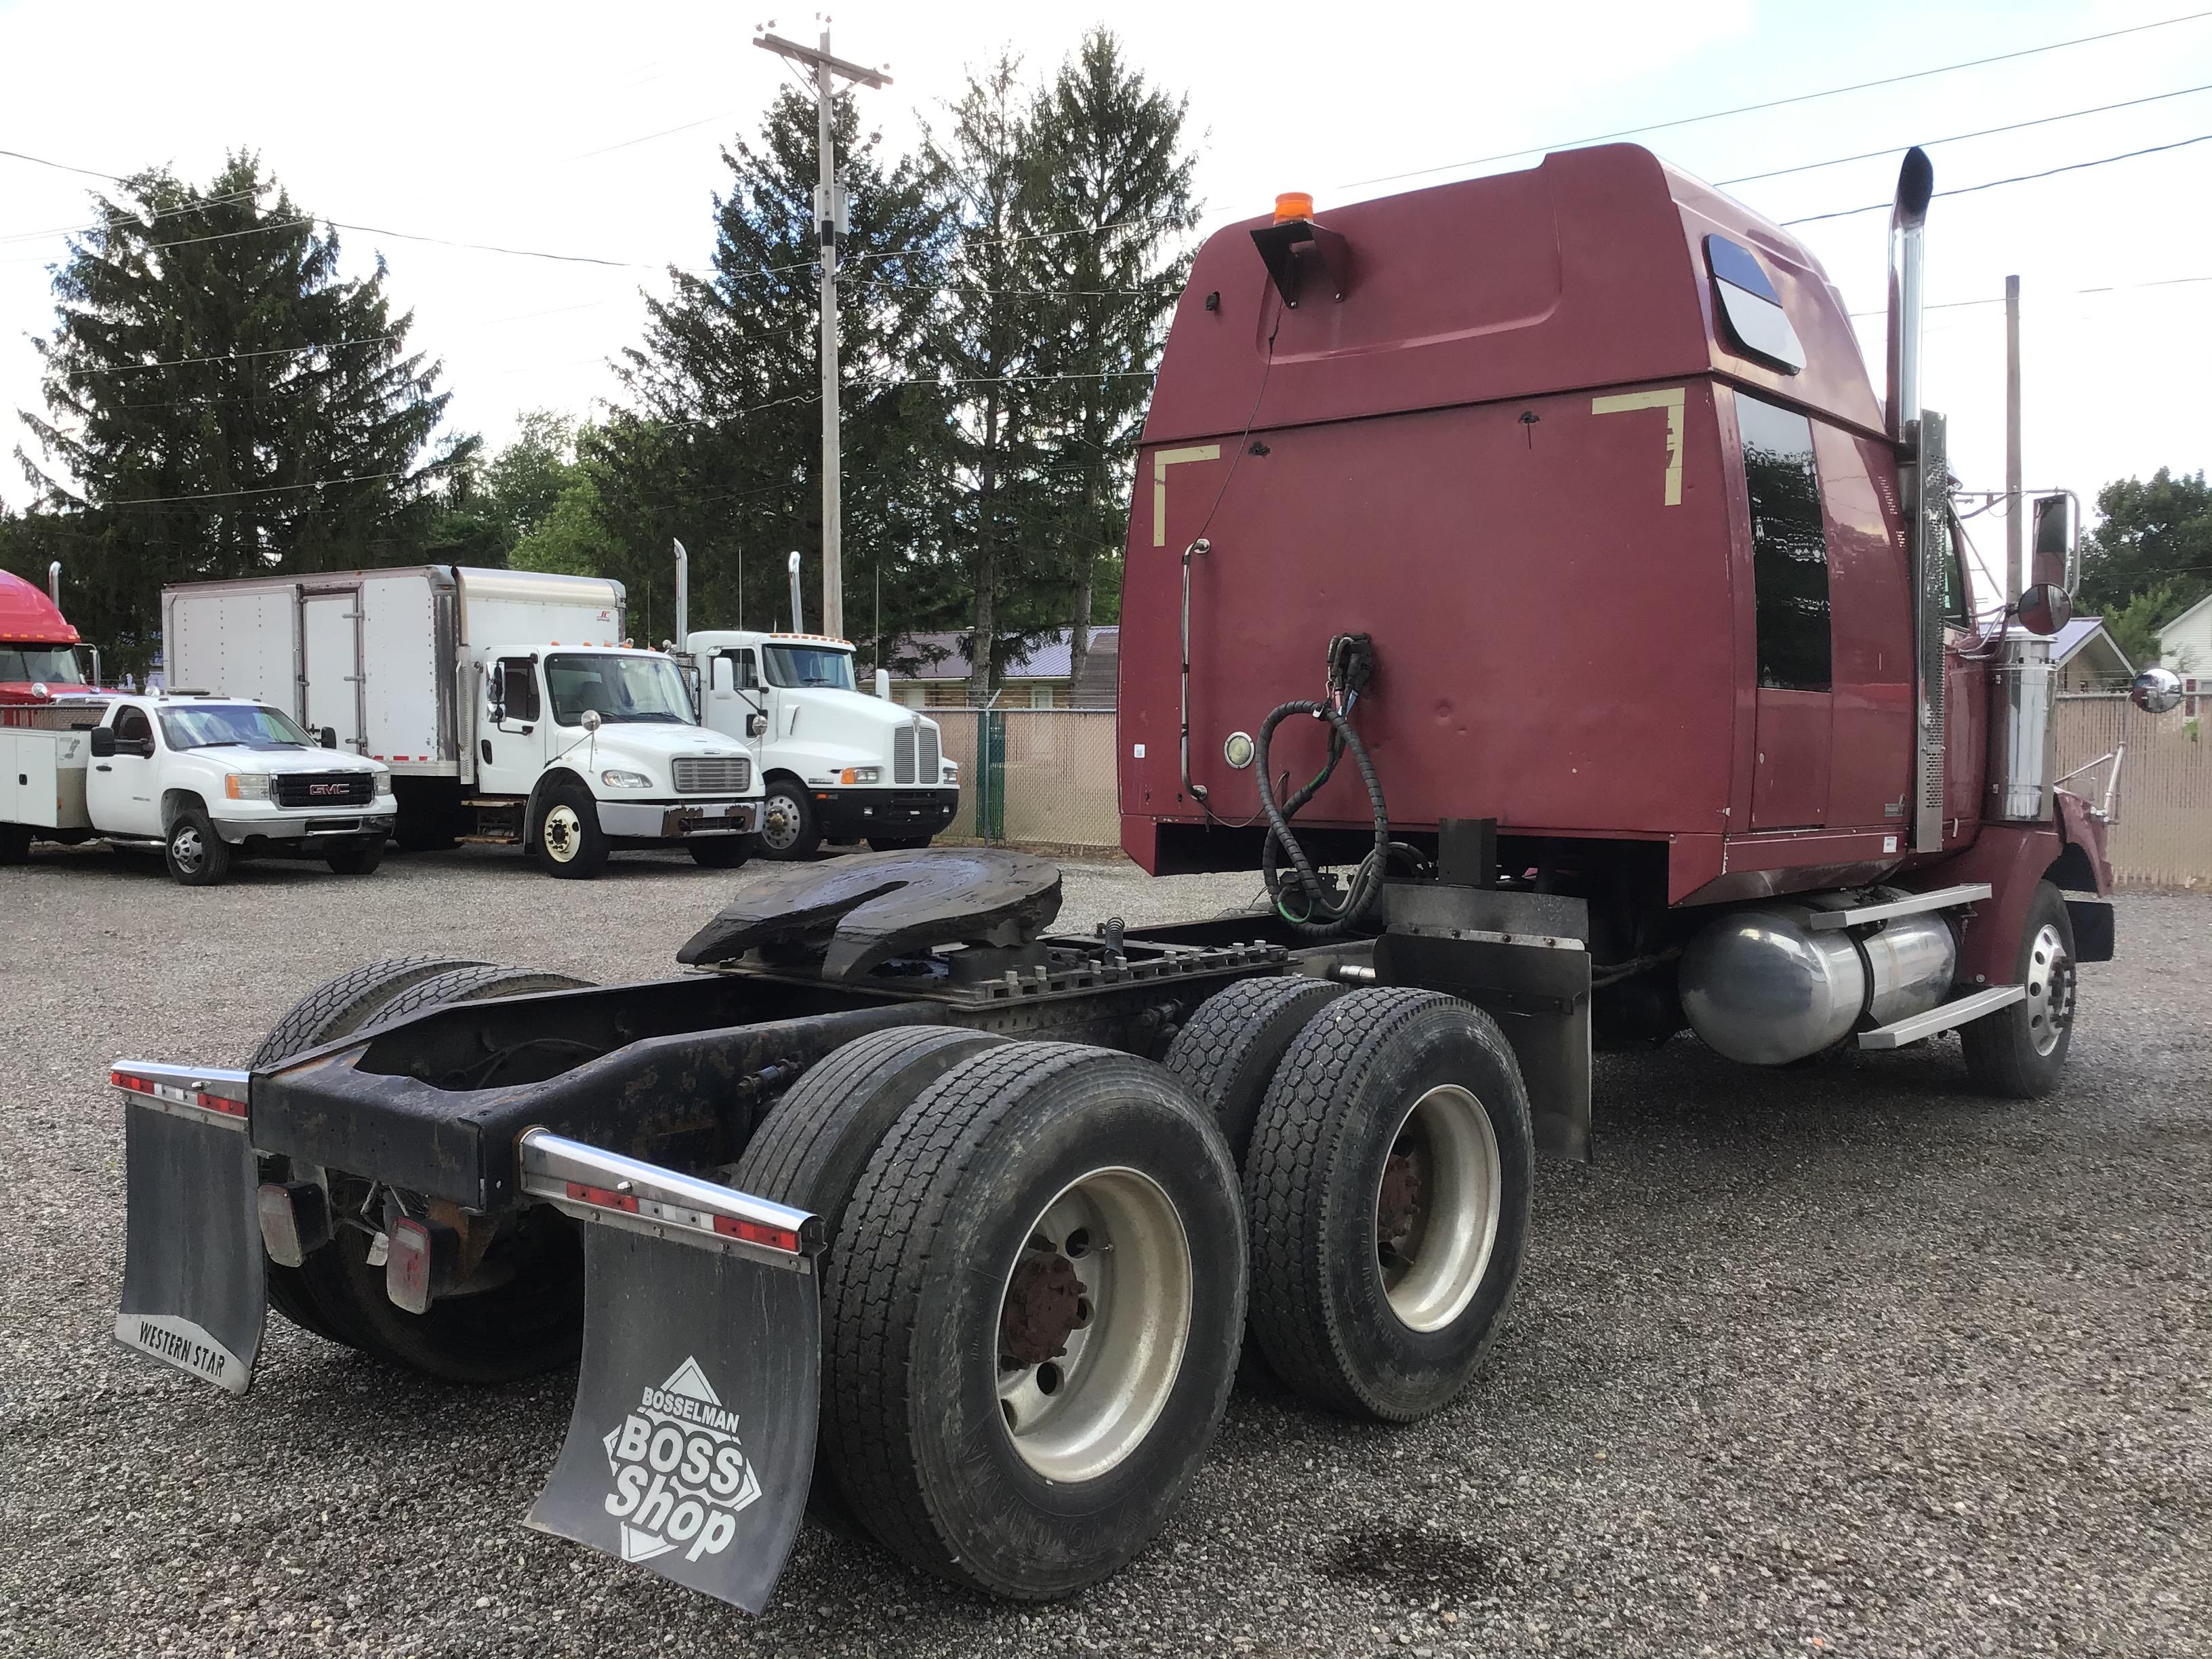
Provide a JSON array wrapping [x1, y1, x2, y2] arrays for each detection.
[[1, 842, 2207, 1659]]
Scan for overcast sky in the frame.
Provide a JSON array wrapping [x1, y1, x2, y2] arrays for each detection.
[[3, 0, 2208, 552]]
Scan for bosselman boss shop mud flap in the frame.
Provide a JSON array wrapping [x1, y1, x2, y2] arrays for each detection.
[[518, 1130, 825, 1614], [110, 1064, 265, 1395]]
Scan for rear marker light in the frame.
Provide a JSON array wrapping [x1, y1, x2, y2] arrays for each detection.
[[714, 1215, 801, 1254], [566, 1180, 638, 1213], [386, 1217, 457, 1315]]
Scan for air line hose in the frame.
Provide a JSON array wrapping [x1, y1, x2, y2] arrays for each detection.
[[1254, 636, 1390, 939]]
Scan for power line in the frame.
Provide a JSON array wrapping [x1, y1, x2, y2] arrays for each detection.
[[1340, 7, 2212, 190], [1845, 274, 2212, 319], [0, 186, 265, 246], [82, 470, 408, 508], [54, 335, 406, 377], [1781, 132, 2212, 224], [1717, 81, 2212, 186]]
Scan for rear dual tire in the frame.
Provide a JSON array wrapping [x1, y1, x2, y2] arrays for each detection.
[[250, 958, 593, 1380], [819, 1041, 1245, 1599]]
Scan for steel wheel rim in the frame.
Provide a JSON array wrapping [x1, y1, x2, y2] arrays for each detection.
[[1376, 1083, 1502, 1333], [541, 804, 582, 863], [758, 792, 802, 853], [171, 825, 204, 872], [2025, 922, 2074, 1057], [995, 1166, 1192, 1483]]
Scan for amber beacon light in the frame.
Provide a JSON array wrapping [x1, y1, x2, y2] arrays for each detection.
[[1273, 191, 1314, 224]]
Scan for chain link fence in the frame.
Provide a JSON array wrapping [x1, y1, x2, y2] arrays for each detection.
[[2056, 693, 2212, 889], [930, 709, 1120, 851]]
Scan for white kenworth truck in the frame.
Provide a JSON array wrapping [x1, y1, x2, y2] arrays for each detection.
[[164, 567, 762, 878], [0, 691, 394, 883]]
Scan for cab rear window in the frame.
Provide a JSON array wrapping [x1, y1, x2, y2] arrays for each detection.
[[1706, 234, 1805, 375]]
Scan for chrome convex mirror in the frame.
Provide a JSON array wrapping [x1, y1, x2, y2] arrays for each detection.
[[581, 710, 604, 733], [2131, 666, 2184, 714], [2013, 581, 2072, 637]]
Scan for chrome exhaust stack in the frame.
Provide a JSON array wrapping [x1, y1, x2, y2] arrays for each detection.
[[672, 538, 690, 648], [1887, 148, 1952, 853], [47, 558, 63, 610], [786, 550, 806, 634]]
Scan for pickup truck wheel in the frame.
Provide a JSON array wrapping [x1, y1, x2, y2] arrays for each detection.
[[250, 956, 493, 1346], [325, 840, 384, 876], [1961, 880, 2077, 1099], [535, 783, 609, 878], [823, 1042, 1243, 1599], [730, 1023, 1006, 1530], [0, 823, 30, 864], [688, 836, 752, 869], [296, 964, 596, 1382], [1244, 988, 1532, 1423], [754, 780, 821, 861], [164, 807, 230, 886]]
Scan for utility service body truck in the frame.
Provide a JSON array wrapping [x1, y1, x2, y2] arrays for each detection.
[[112, 146, 2170, 1613], [164, 565, 762, 876], [0, 691, 394, 882]]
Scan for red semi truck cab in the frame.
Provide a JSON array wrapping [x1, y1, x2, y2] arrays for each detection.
[[0, 567, 96, 711], [1122, 142, 2117, 1086]]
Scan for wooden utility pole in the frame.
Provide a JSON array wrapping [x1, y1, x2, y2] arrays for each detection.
[[753, 24, 890, 640]]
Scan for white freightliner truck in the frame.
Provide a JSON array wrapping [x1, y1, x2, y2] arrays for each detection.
[[0, 691, 394, 883], [163, 566, 762, 878], [672, 543, 960, 858]]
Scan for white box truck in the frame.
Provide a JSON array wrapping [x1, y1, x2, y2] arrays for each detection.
[[163, 566, 763, 878]]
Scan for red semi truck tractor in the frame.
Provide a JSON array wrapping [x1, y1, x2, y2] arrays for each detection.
[[106, 147, 2162, 1614], [1, 563, 101, 711]]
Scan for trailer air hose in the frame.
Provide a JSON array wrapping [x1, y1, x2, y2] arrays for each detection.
[[1254, 635, 1390, 939]]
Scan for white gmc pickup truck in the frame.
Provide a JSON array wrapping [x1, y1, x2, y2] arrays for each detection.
[[0, 693, 394, 884]]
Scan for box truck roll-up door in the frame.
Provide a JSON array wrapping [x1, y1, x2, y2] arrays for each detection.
[[301, 590, 365, 754]]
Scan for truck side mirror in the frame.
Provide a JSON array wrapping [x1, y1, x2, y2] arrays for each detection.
[[89, 727, 116, 758], [710, 655, 734, 698], [2132, 666, 2184, 714], [2013, 581, 2071, 637], [320, 726, 337, 750], [2031, 495, 2071, 590], [747, 713, 769, 737]]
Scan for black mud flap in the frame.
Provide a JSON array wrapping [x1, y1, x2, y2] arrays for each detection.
[[114, 1094, 265, 1395], [521, 1133, 823, 1613]]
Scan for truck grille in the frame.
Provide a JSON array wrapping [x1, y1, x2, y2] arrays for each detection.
[[893, 719, 940, 785], [674, 755, 752, 794], [273, 772, 375, 808]]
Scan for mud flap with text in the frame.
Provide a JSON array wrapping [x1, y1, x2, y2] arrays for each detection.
[[114, 1096, 266, 1395], [525, 1209, 821, 1612]]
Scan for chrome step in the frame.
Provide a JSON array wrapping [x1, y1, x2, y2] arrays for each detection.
[[1856, 983, 2024, 1048], [1805, 882, 1992, 930]]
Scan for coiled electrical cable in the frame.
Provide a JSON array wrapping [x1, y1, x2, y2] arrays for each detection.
[[1254, 640, 1391, 937]]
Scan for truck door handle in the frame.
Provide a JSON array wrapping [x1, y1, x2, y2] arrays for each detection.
[[96, 764, 112, 773]]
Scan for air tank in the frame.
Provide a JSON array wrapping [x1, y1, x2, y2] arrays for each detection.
[[1679, 897, 1957, 1066]]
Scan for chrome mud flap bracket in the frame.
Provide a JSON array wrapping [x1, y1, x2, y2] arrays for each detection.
[[110, 1064, 264, 1395], [518, 1130, 825, 1614]]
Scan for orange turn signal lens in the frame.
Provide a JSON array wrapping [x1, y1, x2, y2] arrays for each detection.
[[1273, 191, 1314, 224]]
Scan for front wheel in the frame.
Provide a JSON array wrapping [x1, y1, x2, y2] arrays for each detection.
[[822, 1042, 1244, 1599], [165, 808, 231, 886], [754, 779, 821, 861], [1961, 880, 2076, 1098], [535, 783, 609, 878]]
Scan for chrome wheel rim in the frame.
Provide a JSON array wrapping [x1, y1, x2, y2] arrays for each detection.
[[996, 1166, 1191, 1483], [1376, 1084, 1502, 1332], [541, 804, 582, 863], [171, 825, 204, 873], [758, 793, 802, 853], [2024, 922, 2074, 1057]]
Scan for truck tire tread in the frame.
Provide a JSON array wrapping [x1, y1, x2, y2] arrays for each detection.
[[823, 1042, 1244, 1597], [249, 956, 490, 1069], [1244, 987, 1532, 1422], [1165, 975, 1348, 1165]]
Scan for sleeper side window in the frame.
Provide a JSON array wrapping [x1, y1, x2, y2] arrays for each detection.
[[1737, 394, 1832, 692]]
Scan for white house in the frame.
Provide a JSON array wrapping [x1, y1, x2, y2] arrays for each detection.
[[2157, 590, 2212, 678], [2047, 616, 2135, 692]]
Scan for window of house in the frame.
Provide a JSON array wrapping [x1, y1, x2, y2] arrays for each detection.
[[1737, 394, 1832, 691], [1029, 685, 1057, 710]]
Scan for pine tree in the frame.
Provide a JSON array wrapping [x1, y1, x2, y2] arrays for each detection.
[[593, 88, 958, 651], [15, 153, 466, 665], [1022, 29, 1200, 690]]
